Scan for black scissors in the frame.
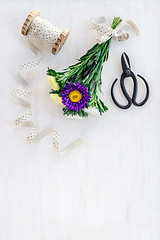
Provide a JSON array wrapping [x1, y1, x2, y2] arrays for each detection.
[[111, 52, 149, 109]]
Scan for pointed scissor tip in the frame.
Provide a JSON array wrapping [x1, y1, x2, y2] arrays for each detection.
[[121, 52, 131, 73], [122, 52, 127, 58]]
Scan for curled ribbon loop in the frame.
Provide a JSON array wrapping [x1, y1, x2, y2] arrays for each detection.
[[13, 89, 83, 153], [92, 16, 140, 44], [17, 39, 42, 88]]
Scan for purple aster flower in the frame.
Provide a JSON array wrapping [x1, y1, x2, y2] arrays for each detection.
[[61, 82, 90, 111]]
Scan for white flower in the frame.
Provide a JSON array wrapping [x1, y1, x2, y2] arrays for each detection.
[[50, 94, 64, 106], [47, 76, 60, 91]]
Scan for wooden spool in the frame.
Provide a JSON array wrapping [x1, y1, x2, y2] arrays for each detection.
[[21, 9, 70, 55]]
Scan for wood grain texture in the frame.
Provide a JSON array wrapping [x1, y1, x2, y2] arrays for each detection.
[[21, 9, 40, 36], [52, 29, 70, 55], [0, 0, 160, 240]]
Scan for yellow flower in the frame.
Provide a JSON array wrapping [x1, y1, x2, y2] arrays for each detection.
[[50, 94, 64, 106], [69, 90, 82, 102], [47, 76, 60, 91]]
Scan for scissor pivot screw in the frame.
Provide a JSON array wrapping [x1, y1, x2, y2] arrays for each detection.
[[125, 69, 131, 76]]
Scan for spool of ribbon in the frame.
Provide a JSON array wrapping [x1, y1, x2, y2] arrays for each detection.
[[18, 9, 70, 87], [12, 10, 83, 154], [21, 9, 70, 54], [92, 16, 140, 44]]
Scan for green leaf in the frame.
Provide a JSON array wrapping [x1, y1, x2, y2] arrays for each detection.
[[49, 90, 60, 94], [47, 68, 57, 77], [98, 83, 102, 94], [99, 99, 108, 111], [94, 50, 101, 63], [79, 43, 99, 61], [62, 108, 88, 118]]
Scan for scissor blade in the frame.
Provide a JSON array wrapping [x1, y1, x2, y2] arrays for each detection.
[[121, 52, 131, 72]]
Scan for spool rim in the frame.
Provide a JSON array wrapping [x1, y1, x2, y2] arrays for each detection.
[[21, 9, 40, 36], [52, 29, 70, 55]]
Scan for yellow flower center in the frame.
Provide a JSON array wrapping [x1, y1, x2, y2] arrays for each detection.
[[69, 90, 82, 102]]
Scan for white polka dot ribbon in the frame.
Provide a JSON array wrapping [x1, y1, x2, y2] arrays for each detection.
[[92, 16, 140, 44], [27, 16, 62, 46], [12, 30, 83, 153], [12, 88, 83, 153], [17, 38, 42, 88]]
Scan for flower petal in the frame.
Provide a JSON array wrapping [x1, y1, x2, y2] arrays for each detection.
[[50, 94, 64, 106], [47, 76, 60, 91]]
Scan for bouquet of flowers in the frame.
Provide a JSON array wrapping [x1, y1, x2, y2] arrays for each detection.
[[47, 17, 122, 118]]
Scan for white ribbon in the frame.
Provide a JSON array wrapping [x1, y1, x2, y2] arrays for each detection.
[[27, 16, 62, 46], [17, 39, 42, 87], [92, 16, 140, 44], [13, 88, 83, 153], [12, 34, 83, 154]]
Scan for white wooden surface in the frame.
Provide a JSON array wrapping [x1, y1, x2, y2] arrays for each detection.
[[0, 0, 160, 239]]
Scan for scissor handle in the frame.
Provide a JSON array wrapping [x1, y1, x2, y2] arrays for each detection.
[[132, 74, 149, 106], [111, 72, 149, 109], [120, 71, 139, 101], [111, 76, 132, 109]]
